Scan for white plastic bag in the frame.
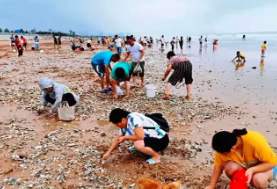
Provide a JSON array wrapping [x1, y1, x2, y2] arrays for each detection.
[[133, 62, 142, 74], [58, 102, 75, 121], [116, 86, 124, 96]]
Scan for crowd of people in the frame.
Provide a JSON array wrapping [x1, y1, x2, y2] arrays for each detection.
[[7, 31, 274, 188]]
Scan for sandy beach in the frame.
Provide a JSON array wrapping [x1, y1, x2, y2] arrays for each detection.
[[0, 35, 277, 188]]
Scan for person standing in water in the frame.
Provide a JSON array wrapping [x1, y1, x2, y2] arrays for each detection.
[[179, 36, 184, 52], [170, 37, 175, 51], [199, 36, 203, 48], [261, 41, 267, 57], [243, 35, 246, 40], [204, 36, 208, 47]]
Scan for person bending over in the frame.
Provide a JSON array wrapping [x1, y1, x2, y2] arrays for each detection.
[[38, 77, 79, 114], [102, 108, 169, 164], [205, 128, 277, 189], [232, 51, 246, 63]]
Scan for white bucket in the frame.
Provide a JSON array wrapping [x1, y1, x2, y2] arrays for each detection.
[[145, 84, 157, 98]]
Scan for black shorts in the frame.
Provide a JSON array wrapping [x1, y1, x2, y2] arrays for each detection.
[[18, 49, 23, 57], [200, 42, 203, 45], [92, 63, 105, 78], [23, 43, 27, 48], [168, 61, 193, 86], [144, 134, 169, 152], [132, 61, 145, 77], [87, 43, 91, 48]]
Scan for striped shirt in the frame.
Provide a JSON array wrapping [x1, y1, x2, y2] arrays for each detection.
[[168, 56, 189, 70], [118, 113, 166, 139]]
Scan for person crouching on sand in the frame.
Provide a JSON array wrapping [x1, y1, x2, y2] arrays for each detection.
[[110, 62, 133, 100], [232, 51, 246, 63], [162, 51, 193, 100], [91, 51, 120, 93], [102, 108, 169, 164], [38, 77, 79, 115], [205, 128, 277, 189]]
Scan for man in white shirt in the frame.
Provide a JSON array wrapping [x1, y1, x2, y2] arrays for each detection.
[[114, 35, 123, 55], [124, 35, 145, 87], [160, 35, 165, 50]]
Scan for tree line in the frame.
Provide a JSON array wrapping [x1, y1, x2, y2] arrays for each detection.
[[0, 28, 76, 36]]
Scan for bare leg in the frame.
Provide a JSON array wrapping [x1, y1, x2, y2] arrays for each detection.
[[165, 83, 172, 95], [251, 170, 273, 189], [132, 76, 137, 87], [134, 140, 160, 162], [141, 76, 145, 87], [100, 77, 105, 90], [186, 84, 191, 99]]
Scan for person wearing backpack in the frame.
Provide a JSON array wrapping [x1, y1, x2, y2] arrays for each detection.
[[102, 108, 170, 164]]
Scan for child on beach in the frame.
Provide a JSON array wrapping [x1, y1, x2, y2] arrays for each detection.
[[38, 77, 79, 114], [14, 35, 23, 57], [232, 51, 246, 63], [102, 108, 169, 164], [205, 128, 277, 189], [91, 51, 120, 93], [34, 36, 40, 50], [162, 51, 193, 100], [110, 62, 133, 100], [170, 37, 175, 51], [10, 34, 15, 49], [261, 41, 267, 57]]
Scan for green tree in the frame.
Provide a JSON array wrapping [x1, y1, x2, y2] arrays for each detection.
[[30, 28, 36, 34], [20, 29, 24, 33], [25, 30, 29, 34], [4, 28, 10, 33], [0, 28, 2, 32]]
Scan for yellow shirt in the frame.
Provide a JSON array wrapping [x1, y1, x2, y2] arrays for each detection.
[[214, 131, 277, 169], [261, 44, 267, 50]]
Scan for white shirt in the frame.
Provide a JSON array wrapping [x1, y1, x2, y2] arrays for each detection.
[[127, 42, 145, 62], [115, 38, 122, 47], [161, 37, 165, 44], [118, 113, 166, 139], [87, 40, 92, 44]]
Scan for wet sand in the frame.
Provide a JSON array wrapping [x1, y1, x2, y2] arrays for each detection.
[[0, 38, 277, 188]]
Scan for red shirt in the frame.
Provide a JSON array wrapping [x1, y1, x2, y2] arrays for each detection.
[[22, 37, 27, 43], [14, 39, 23, 49]]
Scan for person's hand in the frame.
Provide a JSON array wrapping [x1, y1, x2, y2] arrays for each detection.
[[102, 152, 111, 160], [124, 95, 130, 100], [114, 94, 118, 100], [162, 77, 166, 81], [204, 185, 214, 189], [137, 59, 141, 63], [117, 136, 125, 143], [245, 168, 253, 184], [48, 109, 53, 114]]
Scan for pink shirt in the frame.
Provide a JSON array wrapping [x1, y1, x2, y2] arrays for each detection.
[[168, 56, 188, 69]]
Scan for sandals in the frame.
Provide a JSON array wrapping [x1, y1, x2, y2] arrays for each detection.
[[146, 158, 161, 164], [163, 94, 170, 100]]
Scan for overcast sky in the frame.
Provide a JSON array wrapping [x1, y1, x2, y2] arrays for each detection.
[[1, 0, 277, 36]]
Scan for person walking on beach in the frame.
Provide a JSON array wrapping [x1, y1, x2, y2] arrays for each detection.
[[86, 38, 92, 50], [243, 35, 246, 40], [162, 51, 193, 100], [38, 77, 79, 115], [179, 36, 184, 51], [91, 51, 120, 93], [204, 128, 277, 189], [21, 36, 27, 50], [261, 41, 267, 57], [14, 35, 24, 57], [199, 36, 203, 48], [115, 35, 123, 56], [53, 34, 58, 49], [110, 62, 133, 100], [58, 35, 62, 48], [204, 36, 208, 47], [170, 37, 175, 51], [160, 35, 165, 50], [34, 36, 40, 50], [176, 36, 179, 48], [124, 35, 145, 87], [232, 51, 246, 63], [10, 34, 15, 49], [102, 108, 169, 164]]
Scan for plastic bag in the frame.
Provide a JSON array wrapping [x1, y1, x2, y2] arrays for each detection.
[[133, 62, 142, 74], [58, 101, 75, 121]]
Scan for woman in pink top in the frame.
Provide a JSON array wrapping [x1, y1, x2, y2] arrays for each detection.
[[162, 51, 193, 100]]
